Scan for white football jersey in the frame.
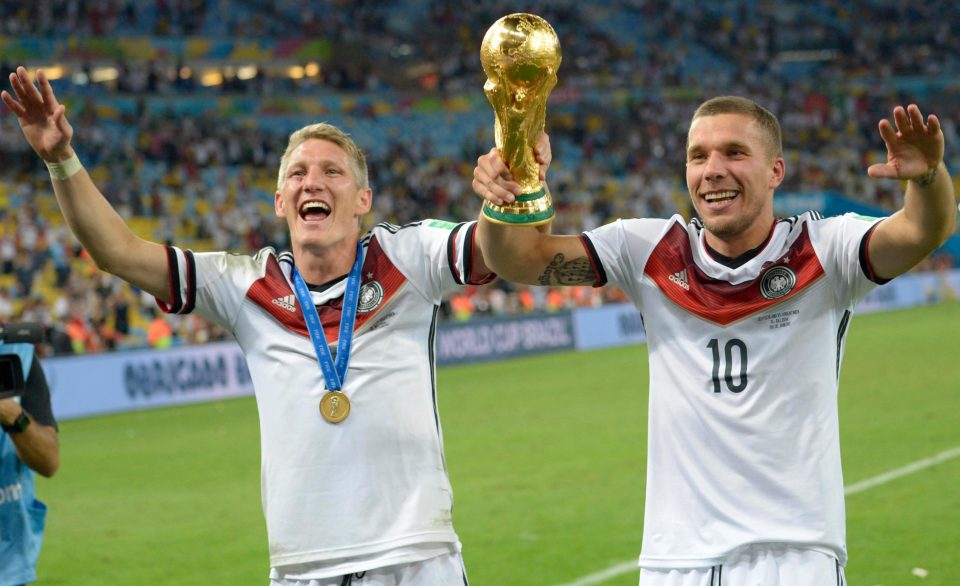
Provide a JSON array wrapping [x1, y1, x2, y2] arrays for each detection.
[[158, 220, 493, 573], [583, 211, 885, 568]]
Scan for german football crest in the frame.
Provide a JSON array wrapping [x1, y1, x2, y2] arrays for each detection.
[[760, 266, 797, 300], [357, 281, 385, 313]]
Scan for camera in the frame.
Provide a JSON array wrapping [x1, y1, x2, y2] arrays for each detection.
[[0, 322, 44, 399]]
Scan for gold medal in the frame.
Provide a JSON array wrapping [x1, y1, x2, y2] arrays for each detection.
[[319, 391, 351, 423]]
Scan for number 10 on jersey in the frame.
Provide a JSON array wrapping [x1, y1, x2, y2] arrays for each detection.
[[707, 338, 748, 394]]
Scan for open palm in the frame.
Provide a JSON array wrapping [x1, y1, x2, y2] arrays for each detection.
[[867, 104, 943, 181], [1, 66, 74, 162]]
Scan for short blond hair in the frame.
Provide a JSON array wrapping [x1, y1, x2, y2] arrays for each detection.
[[691, 96, 783, 158], [276, 123, 369, 190]]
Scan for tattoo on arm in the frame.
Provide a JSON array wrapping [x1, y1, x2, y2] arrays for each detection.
[[914, 165, 938, 188], [537, 253, 595, 286]]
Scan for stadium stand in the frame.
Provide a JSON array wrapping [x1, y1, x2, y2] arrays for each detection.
[[1, 0, 957, 353]]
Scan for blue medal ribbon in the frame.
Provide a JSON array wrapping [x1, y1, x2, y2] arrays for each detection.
[[291, 240, 364, 393]]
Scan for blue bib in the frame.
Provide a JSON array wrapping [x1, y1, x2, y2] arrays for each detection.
[[0, 342, 46, 586]]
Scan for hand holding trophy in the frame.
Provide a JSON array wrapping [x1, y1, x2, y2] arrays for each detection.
[[480, 13, 561, 225]]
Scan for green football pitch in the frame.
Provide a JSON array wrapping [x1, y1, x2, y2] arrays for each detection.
[[33, 302, 960, 585]]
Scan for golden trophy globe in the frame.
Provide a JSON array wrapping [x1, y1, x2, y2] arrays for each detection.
[[480, 13, 561, 225]]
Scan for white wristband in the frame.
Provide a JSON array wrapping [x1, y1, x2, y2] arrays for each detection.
[[45, 153, 83, 181]]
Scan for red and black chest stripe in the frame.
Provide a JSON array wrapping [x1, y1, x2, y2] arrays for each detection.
[[642, 223, 825, 325], [581, 222, 828, 326], [246, 236, 404, 339]]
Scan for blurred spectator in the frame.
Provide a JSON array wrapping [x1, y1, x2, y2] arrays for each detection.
[[448, 292, 474, 322], [146, 310, 174, 349], [0, 287, 13, 322], [0, 0, 957, 355], [63, 309, 95, 354]]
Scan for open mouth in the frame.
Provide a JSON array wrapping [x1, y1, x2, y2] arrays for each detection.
[[299, 200, 331, 222], [702, 190, 739, 204]]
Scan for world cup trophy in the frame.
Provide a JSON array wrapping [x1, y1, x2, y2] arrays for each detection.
[[480, 13, 561, 225]]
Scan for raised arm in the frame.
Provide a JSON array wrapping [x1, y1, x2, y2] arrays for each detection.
[[473, 137, 596, 286], [2, 67, 171, 301], [866, 104, 957, 280]]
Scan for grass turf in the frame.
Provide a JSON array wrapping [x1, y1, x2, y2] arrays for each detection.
[[33, 301, 960, 585]]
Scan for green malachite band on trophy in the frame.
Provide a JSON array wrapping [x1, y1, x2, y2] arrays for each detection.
[[481, 186, 555, 225], [482, 205, 556, 224], [514, 191, 548, 202]]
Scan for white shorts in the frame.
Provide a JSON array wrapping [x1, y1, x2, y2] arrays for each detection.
[[639, 545, 846, 586], [270, 551, 469, 586]]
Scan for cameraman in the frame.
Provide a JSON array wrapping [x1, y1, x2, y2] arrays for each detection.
[[1, 342, 59, 586]]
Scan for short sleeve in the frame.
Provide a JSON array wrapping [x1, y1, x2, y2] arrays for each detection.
[[371, 220, 495, 302], [156, 247, 264, 331], [582, 217, 674, 294], [809, 213, 888, 307]]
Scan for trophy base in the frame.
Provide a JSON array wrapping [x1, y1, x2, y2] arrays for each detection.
[[481, 187, 555, 226]]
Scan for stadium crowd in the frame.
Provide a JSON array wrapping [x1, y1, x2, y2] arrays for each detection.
[[0, 0, 957, 354]]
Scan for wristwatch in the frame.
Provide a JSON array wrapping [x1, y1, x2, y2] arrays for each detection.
[[2, 410, 30, 434]]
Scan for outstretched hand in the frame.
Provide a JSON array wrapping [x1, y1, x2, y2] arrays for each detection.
[[867, 104, 943, 183], [472, 132, 552, 207], [1, 66, 74, 162]]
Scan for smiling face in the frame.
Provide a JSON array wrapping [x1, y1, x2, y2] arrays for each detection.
[[685, 112, 785, 257], [274, 138, 372, 261]]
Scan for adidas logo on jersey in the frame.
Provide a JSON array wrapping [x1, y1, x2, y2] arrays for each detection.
[[669, 269, 690, 290], [272, 294, 297, 312]]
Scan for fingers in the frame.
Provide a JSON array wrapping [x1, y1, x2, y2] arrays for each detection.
[[906, 104, 924, 131], [37, 69, 61, 115], [891, 104, 937, 137], [8, 70, 27, 102], [893, 104, 925, 137], [891, 105, 910, 136], [4, 66, 70, 129], [473, 147, 520, 206], [866, 162, 896, 179], [535, 145, 546, 181], [54, 104, 72, 137], [1, 90, 26, 117], [534, 132, 552, 164], [7, 67, 42, 112], [472, 174, 519, 206], [15, 66, 43, 106], [472, 175, 517, 207], [877, 118, 898, 145], [880, 104, 946, 146]]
